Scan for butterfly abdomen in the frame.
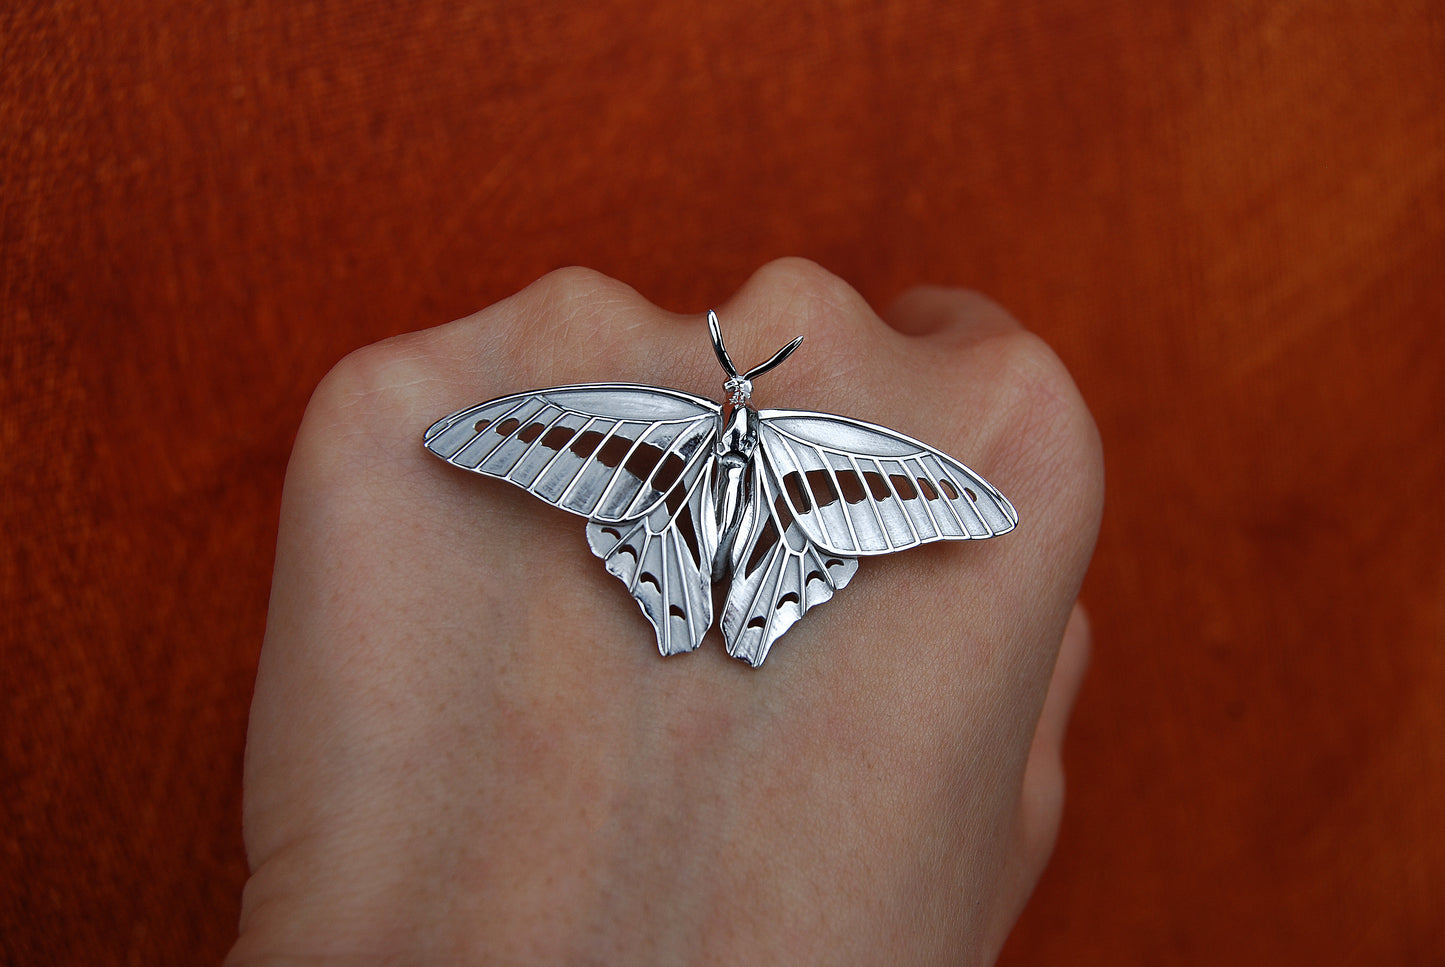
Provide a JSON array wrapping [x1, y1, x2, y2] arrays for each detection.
[[706, 405, 767, 580]]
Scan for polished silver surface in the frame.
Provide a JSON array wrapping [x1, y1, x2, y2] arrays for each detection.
[[424, 311, 1018, 666]]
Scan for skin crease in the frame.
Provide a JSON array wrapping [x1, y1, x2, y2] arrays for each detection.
[[227, 259, 1103, 967]]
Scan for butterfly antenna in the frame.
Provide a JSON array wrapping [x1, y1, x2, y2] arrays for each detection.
[[707, 310, 740, 378], [743, 335, 804, 381]]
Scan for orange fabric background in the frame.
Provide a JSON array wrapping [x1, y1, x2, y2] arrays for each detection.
[[3, 1, 1442, 963]]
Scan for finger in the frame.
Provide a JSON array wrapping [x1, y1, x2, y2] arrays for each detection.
[[1034, 602, 1092, 759], [880, 285, 1021, 342], [1019, 602, 1092, 873]]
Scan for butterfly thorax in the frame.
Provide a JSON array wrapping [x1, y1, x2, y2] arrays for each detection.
[[715, 402, 759, 462]]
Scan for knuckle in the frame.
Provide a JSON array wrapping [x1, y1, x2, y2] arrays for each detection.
[[525, 265, 639, 317], [1001, 332, 1080, 415], [944, 289, 1020, 334], [744, 257, 870, 318], [511, 267, 654, 362], [988, 331, 1105, 531], [308, 333, 423, 421], [902, 285, 1020, 334], [295, 331, 439, 477]]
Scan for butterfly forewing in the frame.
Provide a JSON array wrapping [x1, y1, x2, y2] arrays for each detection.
[[424, 384, 720, 523], [757, 411, 1018, 557]]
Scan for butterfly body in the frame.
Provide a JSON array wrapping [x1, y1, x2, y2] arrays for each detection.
[[424, 313, 1016, 666], [706, 403, 761, 577]]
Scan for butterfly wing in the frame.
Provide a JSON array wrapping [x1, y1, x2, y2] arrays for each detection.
[[585, 469, 714, 657], [756, 410, 1018, 557], [424, 383, 720, 523], [425, 383, 721, 657], [719, 460, 859, 667]]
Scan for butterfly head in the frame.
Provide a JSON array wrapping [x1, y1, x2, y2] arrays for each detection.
[[708, 309, 803, 409], [724, 374, 753, 405]]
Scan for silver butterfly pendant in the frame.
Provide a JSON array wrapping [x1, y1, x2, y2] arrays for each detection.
[[424, 311, 1018, 666]]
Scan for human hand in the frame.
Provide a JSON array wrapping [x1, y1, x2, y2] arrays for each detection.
[[227, 259, 1102, 965]]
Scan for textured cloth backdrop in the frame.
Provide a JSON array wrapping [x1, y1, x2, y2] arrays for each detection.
[[3, 1, 1443, 963]]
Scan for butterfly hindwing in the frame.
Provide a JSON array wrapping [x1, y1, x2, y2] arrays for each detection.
[[720, 460, 859, 667], [585, 466, 715, 657], [756, 410, 1018, 557], [424, 384, 720, 523]]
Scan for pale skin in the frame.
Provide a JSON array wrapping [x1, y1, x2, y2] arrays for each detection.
[[227, 259, 1103, 966]]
